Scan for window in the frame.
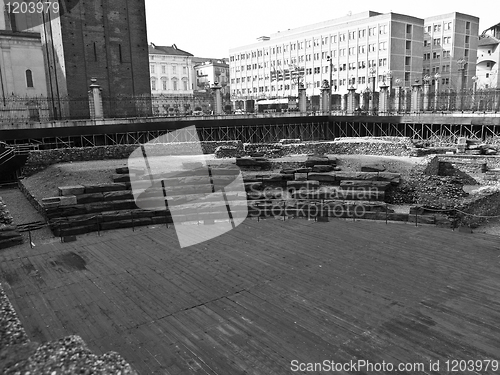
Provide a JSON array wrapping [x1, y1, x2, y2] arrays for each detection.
[[349, 31, 356, 40], [378, 41, 387, 51], [443, 50, 451, 58], [465, 35, 470, 44], [183, 67, 187, 74], [358, 45, 365, 54], [404, 72, 410, 81], [25, 69, 33, 88], [161, 77, 167, 90], [314, 67, 320, 74], [434, 24, 441, 32], [173, 80, 178, 90], [464, 49, 469, 57], [183, 80, 188, 90], [444, 22, 452, 30], [151, 78, 157, 91], [339, 34, 345, 42], [406, 24, 412, 34], [379, 58, 387, 67], [405, 56, 411, 65], [423, 53, 430, 60], [426, 26, 431, 33], [433, 38, 441, 46], [406, 41, 411, 50], [369, 44, 376, 52], [150, 64, 155, 74], [466, 21, 471, 30], [424, 40, 429, 47], [358, 30, 365, 38], [172, 66, 176, 74], [433, 52, 440, 59], [379, 25, 387, 34], [443, 37, 451, 44], [369, 27, 376, 36]]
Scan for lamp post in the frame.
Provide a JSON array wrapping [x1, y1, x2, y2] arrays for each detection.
[[434, 72, 441, 111], [369, 67, 376, 114]]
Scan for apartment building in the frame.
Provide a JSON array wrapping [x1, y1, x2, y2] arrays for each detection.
[[423, 13, 479, 91], [193, 58, 230, 95], [476, 22, 500, 89], [229, 11, 424, 108], [149, 43, 194, 95]]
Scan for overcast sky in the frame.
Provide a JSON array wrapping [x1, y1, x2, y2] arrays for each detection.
[[144, 0, 498, 59]]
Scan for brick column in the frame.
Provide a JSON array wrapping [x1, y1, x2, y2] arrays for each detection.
[[298, 83, 307, 113], [378, 84, 389, 114], [211, 83, 223, 115], [411, 80, 422, 113], [320, 80, 331, 114], [88, 78, 104, 119], [347, 86, 357, 115]]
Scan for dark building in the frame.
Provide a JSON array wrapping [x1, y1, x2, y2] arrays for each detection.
[[41, 0, 151, 119]]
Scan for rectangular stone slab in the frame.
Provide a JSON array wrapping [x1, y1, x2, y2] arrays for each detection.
[[58, 185, 85, 196]]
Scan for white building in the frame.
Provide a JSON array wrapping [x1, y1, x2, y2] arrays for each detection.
[[148, 43, 194, 95], [423, 13, 479, 91], [193, 58, 230, 95], [229, 11, 425, 109], [476, 22, 500, 89], [0, 3, 47, 98]]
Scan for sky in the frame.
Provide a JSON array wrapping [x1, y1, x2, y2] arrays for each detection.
[[144, 0, 498, 59]]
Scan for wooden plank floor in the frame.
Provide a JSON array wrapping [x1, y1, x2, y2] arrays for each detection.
[[1, 218, 500, 374]]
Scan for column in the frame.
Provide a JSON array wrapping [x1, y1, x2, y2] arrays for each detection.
[[394, 86, 402, 113], [320, 80, 331, 114], [378, 84, 389, 115], [411, 80, 422, 113], [88, 78, 104, 119], [298, 83, 307, 113], [347, 86, 357, 115], [210, 82, 223, 115], [422, 78, 431, 111]]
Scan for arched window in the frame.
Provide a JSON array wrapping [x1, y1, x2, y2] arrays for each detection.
[[151, 77, 157, 91], [161, 77, 168, 91], [26, 69, 34, 88], [172, 78, 178, 91]]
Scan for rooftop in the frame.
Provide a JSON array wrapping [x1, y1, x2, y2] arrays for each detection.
[[148, 43, 193, 57]]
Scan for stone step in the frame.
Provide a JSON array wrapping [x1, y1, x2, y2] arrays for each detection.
[[287, 180, 319, 190], [308, 171, 400, 184], [339, 180, 392, 191], [289, 188, 385, 201]]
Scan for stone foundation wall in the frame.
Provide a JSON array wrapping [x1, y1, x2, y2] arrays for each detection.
[[23, 141, 243, 176]]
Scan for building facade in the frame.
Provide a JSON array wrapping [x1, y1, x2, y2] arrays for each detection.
[[229, 11, 425, 110], [193, 58, 230, 95], [0, 1, 48, 122], [41, 0, 151, 119], [423, 13, 479, 91], [476, 22, 500, 89], [149, 43, 194, 95]]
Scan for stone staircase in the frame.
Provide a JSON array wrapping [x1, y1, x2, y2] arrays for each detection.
[[41, 156, 454, 237]]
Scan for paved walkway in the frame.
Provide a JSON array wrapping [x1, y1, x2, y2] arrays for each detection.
[[1, 218, 500, 374]]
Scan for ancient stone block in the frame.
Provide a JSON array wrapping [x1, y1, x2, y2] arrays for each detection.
[[360, 163, 386, 172], [59, 196, 77, 206], [58, 185, 85, 196]]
